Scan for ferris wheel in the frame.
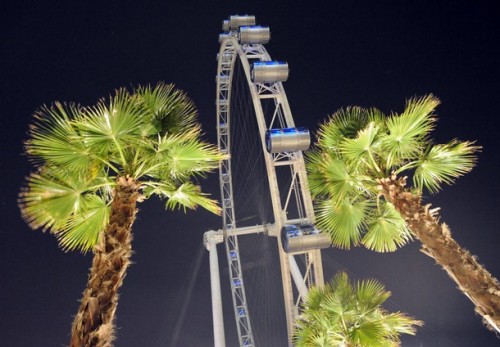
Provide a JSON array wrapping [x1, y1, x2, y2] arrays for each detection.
[[203, 15, 331, 347]]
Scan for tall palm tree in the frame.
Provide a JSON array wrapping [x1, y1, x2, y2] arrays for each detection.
[[19, 82, 223, 347], [294, 272, 421, 347], [306, 95, 500, 333]]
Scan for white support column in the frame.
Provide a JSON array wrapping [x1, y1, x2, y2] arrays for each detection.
[[311, 249, 325, 287], [204, 230, 226, 347]]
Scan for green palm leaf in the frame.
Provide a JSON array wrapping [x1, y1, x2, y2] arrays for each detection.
[[57, 194, 109, 252], [365, 107, 387, 126], [362, 201, 412, 252], [307, 154, 358, 203], [156, 182, 221, 214], [133, 131, 194, 177], [356, 278, 391, 312], [137, 128, 221, 180], [20, 82, 222, 255], [305, 150, 332, 198], [19, 167, 112, 232], [307, 94, 479, 255], [350, 320, 388, 347], [19, 170, 85, 231], [322, 291, 347, 318], [77, 88, 145, 169], [339, 122, 382, 174], [413, 140, 480, 193], [383, 95, 438, 168], [383, 312, 423, 336], [316, 198, 369, 249], [166, 137, 221, 179], [303, 283, 328, 312], [294, 272, 421, 347], [317, 107, 370, 148], [135, 82, 198, 135], [26, 102, 94, 172]]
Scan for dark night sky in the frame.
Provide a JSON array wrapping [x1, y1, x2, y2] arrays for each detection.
[[1, 1, 500, 346]]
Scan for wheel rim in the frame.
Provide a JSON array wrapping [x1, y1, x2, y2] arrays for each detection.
[[216, 15, 330, 346]]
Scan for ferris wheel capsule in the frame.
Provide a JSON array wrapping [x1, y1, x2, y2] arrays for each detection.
[[265, 127, 311, 153], [251, 61, 289, 83], [227, 15, 256, 30], [239, 26, 270, 44], [281, 224, 332, 253]]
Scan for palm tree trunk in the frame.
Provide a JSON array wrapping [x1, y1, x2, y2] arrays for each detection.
[[69, 176, 140, 347], [378, 174, 500, 333]]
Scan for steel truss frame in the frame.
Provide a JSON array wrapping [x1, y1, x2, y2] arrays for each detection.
[[215, 23, 326, 347]]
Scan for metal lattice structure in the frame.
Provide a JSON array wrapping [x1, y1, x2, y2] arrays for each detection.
[[204, 15, 331, 347]]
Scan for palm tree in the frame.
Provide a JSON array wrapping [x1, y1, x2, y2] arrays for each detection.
[[19, 82, 223, 347], [294, 272, 421, 347], [306, 95, 500, 333]]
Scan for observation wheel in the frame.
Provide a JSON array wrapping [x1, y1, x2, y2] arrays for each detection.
[[208, 15, 332, 347]]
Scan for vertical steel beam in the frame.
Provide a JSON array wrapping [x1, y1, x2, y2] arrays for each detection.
[[204, 231, 226, 347]]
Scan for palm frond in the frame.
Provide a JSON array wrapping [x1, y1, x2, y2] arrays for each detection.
[[339, 122, 383, 174], [303, 283, 329, 312], [132, 130, 195, 175], [350, 320, 388, 347], [307, 152, 358, 203], [57, 194, 109, 253], [356, 278, 391, 312], [294, 314, 343, 347], [155, 182, 221, 214], [25, 102, 95, 172], [141, 180, 175, 200], [362, 201, 412, 252], [76, 88, 145, 169], [165, 137, 221, 179], [136, 128, 222, 180], [306, 150, 332, 198], [413, 140, 480, 193], [366, 107, 387, 126], [329, 272, 352, 296], [19, 170, 85, 231], [295, 272, 422, 347], [317, 107, 372, 148], [316, 198, 369, 249], [19, 167, 112, 235], [383, 95, 439, 167], [321, 291, 348, 318], [20, 82, 223, 254], [382, 312, 423, 336], [134, 82, 198, 135], [322, 272, 356, 316]]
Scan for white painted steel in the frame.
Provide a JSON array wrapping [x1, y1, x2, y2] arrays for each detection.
[[204, 230, 226, 347], [216, 30, 255, 347], [215, 15, 328, 347], [288, 255, 309, 301]]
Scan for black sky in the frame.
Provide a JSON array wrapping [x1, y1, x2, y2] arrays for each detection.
[[1, 1, 499, 346]]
